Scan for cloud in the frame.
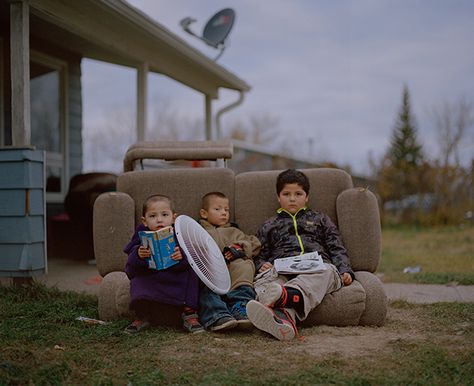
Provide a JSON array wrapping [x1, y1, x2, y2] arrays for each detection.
[[83, 0, 474, 174]]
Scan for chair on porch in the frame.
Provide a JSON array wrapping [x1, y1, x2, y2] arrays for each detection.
[[48, 172, 117, 260]]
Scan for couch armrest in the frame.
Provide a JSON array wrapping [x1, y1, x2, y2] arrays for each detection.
[[336, 188, 381, 272], [354, 271, 387, 326], [98, 272, 131, 321], [93, 192, 135, 277]]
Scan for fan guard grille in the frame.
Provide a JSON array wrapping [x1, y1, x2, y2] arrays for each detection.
[[175, 215, 231, 294]]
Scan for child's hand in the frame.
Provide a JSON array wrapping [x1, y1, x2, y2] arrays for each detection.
[[224, 244, 246, 262], [224, 250, 234, 261], [259, 262, 273, 273], [138, 246, 150, 259], [341, 272, 352, 286], [171, 246, 183, 261]]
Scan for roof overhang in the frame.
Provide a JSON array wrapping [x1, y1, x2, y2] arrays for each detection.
[[26, 0, 250, 98]]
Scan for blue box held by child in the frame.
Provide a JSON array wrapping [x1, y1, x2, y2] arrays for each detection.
[[138, 226, 178, 270]]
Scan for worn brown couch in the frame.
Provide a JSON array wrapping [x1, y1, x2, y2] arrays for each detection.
[[93, 158, 387, 327]]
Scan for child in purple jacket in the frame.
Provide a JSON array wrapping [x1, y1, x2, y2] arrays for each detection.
[[124, 194, 203, 334]]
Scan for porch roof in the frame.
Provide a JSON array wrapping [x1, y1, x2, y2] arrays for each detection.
[[26, 0, 250, 98]]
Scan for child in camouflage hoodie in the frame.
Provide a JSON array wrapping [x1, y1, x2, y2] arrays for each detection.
[[247, 169, 354, 341]]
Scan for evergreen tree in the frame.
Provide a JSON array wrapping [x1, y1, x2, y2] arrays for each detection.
[[378, 85, 425, 204], [388, 85, 423, 167]]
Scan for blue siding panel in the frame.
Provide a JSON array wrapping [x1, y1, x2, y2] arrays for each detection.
[[0, 149, 45, 189], [0, 189, 44, 216], [0, 162, 44, 188], [0, 216, 45, 243], [0, 243, 46, 276], [0, 149, 46, 277]]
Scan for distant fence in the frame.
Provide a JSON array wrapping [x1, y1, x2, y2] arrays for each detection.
[[230, 140, 376, 191]]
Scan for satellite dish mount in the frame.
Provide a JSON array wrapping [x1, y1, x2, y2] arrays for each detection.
[[180, 8, 236, 61]]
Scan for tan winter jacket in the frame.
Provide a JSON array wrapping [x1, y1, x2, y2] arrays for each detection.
[[199, 219, 261, 290]]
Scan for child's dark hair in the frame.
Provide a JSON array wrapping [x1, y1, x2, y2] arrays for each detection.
[[142, 194, 175, 216], [276, 169, 310, 195], [201, 191, 228, 211]]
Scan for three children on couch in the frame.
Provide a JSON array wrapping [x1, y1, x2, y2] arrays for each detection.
[[124, 169, 354, 340]]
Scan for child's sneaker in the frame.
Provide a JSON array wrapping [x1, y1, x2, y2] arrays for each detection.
[[209, 316, 238, 332], [124, 319, 150, 334], [258, 282, 287, 307], [182, 312, 205, 334], [246, 300, 297, 341], [231, 304, 254, 330]]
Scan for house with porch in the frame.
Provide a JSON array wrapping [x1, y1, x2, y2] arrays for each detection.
[[0, 0, 250, 277]]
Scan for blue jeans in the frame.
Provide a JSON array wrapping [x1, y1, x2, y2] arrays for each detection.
[[199, 285, 256, 329]]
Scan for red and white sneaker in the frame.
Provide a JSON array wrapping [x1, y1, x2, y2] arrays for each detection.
[[257, 283, 287, 307], [246, 300, 297, 341]]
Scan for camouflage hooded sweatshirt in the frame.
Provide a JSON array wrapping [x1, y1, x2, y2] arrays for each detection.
[[255, 207, 354, 279]]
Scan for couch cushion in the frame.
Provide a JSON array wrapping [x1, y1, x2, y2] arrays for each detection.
[[354, 271, 387, 326], [337, 188, 381, 272], [117, 168, 235, 225], [301, 280, 366, 327], [94, 192, 135, 276], [98, 271, 131, 321], [235, 168, 353, 235]]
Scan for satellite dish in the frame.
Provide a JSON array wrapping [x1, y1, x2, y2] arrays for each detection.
[[174, 215, 231, 294], [180, 8, 236, 61], [202, 8, 235, 48]]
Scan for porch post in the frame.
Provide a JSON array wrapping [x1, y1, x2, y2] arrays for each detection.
[[205, 94, 213, 140], [136, 62, 148, 142], [10, 0, 31, 146]]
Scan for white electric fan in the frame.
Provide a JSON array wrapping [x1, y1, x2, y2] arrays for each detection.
[[174, 215, 231, 294]]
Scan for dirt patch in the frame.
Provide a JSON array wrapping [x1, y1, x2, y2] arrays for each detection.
[[152, 303, 473, 380], [294, 329, 422, 358], [291, 306, 427, 358], [155, 306, 432, 375]]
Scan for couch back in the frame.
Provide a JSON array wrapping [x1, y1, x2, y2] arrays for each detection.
[[116, 167, 353, 231], [95, 166, 380, 276], [235, 168, 353, 235], [117, 167, 235, 225]]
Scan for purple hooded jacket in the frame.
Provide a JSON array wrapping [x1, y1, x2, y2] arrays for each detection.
[[124, 224, 200, 310]]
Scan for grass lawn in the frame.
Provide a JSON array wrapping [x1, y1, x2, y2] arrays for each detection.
[[1, 226, 474, 384], [379, 225, 474, 284], [1, 284, 473, 385]]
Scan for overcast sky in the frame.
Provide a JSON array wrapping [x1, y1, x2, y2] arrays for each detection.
[[82, 0, 474, 175]]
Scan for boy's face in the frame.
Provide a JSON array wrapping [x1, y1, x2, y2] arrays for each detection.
[[200, 196, 230, 227], [278, 183, 308, 214], [142, 201, 176, 231]]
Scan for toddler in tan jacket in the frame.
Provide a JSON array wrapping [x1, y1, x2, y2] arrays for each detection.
[[198, 192, 260, 331]]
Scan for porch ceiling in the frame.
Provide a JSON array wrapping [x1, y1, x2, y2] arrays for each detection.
[[27, 0, 250, 98]]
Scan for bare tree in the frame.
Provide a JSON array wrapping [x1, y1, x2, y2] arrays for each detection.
[[221, 111, 284, 150], [428, 98, 474, 224], [148, 99, 204, 141], [83, 105, 135, 172], [430, 98, 474, 168], [248, 112, 280, 145], [227, 120, 247, 141]]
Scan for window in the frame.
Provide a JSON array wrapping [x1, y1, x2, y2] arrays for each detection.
[[30, 52, 68, 202]]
